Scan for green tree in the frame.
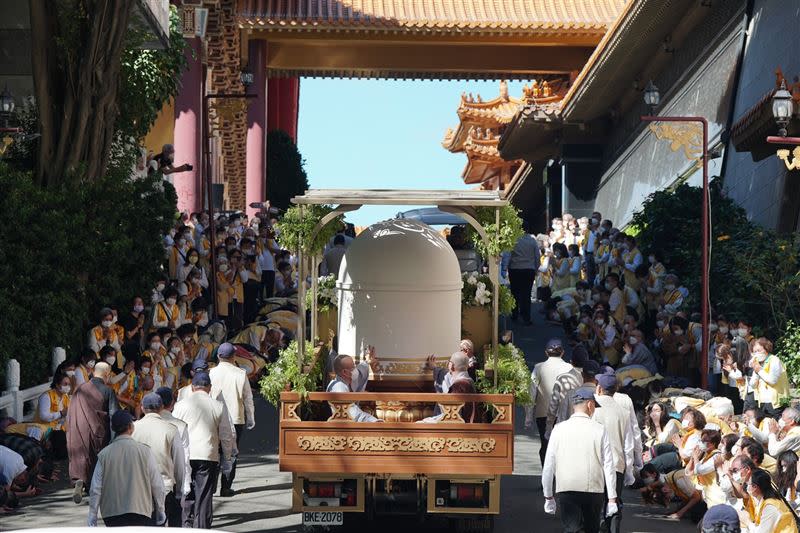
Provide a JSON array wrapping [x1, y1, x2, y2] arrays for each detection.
[[267, 130, 309, 211], [629, 180, 800, 336]]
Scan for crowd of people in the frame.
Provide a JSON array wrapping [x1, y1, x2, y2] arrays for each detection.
[[535, 336, 800, 532], [0, 207, 317, 526]]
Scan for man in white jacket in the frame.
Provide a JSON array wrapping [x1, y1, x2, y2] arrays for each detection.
[[542, 388, 618, 533], [209, 343, 254, 496], [526, 338, 575, 465], [173, 373, 235, 529]]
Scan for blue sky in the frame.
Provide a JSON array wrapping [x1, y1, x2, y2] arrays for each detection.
[[297, 78, 528, 226]]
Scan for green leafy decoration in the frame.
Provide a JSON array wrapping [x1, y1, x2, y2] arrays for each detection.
[[305, 274, 338, 313], [775, 321, 800, 388], [259, 340, 324, 405], [476, 343, 532, 405], [469, 205, 525, 258], [275, 204, 342, 257]]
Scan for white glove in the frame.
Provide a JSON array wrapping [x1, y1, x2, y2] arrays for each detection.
[[246, 420, 256, 430], [544, 498, 557, 515], [87, 515, 98, 527], [624, 470, 635, 487], [155, 511, 167, 526], [221, 458, 233, 476], [606, 502, 619, 517]]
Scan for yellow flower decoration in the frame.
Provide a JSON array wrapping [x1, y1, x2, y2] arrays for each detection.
[[717, 235, 731, 241]]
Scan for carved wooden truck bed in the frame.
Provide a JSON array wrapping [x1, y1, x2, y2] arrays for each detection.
[[279, 391, 514, 475]]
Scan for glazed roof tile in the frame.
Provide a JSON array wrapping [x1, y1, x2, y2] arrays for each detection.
[[238, 0, 626, 34]]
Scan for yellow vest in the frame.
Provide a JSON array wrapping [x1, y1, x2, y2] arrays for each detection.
[[34, 389, 70, 428], [756, 356, 791, 407], [665, 470, 691, 502], [693, 450, 726, 506], [746, 497, 799, 532]]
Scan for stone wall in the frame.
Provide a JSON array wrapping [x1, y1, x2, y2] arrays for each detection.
[[723, 0, 800, 231]]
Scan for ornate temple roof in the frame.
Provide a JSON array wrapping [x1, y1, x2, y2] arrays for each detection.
[[443, 80, 567, 189], [237, 0, 626, 36]]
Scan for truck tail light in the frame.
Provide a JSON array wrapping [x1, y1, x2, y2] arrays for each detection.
[[450, 483, 484, 502]]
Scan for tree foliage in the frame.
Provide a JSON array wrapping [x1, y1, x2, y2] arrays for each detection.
[[470, 205, 525, 258], [630, 180, 800, 337], [0, 163, 177, 387], [27, 1, 187, 185], [267, 130, 309, 211]]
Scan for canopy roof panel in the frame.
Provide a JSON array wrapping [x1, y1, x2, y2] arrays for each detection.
[[291, 189, 507, 206], [238, 0, 627, 37]]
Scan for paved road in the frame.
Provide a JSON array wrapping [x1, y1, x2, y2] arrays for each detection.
[[3, 306, 698, 532]]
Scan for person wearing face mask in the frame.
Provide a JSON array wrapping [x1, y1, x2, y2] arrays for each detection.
[[743, 441, 780, 481], [621, 235, 643, 291], [671, 408, 706, 464], [741, 469, 799, 532], [535, 236, 553, 303], [766, 408, 800, 458], [143, 333, 167, 365], [741, 407, 771, 445], [153, 288, 180, 330], [777, 451, 800, 511], [542, 388, 619, 532], [685, 429, 727, 507], [639, 463, 704, 521], [661, 274, 684, 316], [35, 372, 72, 432], [749, 338, 789, 419], [661, 316, 693, 380], [169, 228, 190, 282], [87, 308, 122, 359], [152, 276, 168, 305], [274, 260, 297, 298], [595, 237, 611, 282], [593, 310, 621, 366], [242, 250, 262, 325], [99, 345, 128, 394], [120, 297, 147, 362], [603, 273, 626, 326], [178, 248, 202, 284], [163, 338, 185, 390], [619, 329, 658, 376], [549, 242, 571, 294], [75, 350, 98, 387], [66, 362, 119, 504], [190, 297, 210, 330], [216, 256, 235, 323]]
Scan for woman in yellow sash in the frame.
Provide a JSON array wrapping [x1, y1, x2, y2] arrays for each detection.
[[685, 429, 726, 506], [567, 244, 582, 288], [643, 402, 682, 449], [743, 469, 799, 532], [35, 372, 72, 431], [750, 337, 790, 419]]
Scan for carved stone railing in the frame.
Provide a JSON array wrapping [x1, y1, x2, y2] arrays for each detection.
[[0, 348, 66, 420], [278, 391, 515, 475]]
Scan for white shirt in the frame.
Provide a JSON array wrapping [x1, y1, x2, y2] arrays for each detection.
[[749, 356, 784, 389], [0, 445, 26, 487], [768, 427, 800, 457], [542, 412, 617, 499], [37, 391, 67, 424], [210, 360, 255, 426]]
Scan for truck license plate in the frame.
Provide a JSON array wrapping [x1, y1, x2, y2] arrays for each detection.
[[303, 511, 343, 526]]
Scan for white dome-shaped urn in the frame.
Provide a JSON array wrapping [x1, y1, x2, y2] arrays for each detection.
[[336, 219, 461, 380]]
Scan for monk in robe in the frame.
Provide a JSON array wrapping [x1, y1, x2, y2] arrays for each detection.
[[65, 361, 119, 503]]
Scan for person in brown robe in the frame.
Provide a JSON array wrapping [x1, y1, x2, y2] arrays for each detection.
[[66, 361, 119, 503]]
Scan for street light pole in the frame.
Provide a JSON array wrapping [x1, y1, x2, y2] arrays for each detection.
[[641, 112, 711, 390]]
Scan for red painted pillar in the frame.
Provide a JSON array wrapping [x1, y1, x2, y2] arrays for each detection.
[[266, 77, 300, 141], [245, 40, 267, 218], [281, 78, 300, 141], [173, 37, 203, 213]]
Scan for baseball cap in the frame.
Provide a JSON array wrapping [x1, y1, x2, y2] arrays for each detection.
[[141, 392, 163, 410], [191, 359, 209, 371], [155, 386, 173, 407], [217, 342, 236, 359], [572, 388, 600, 405], [111, 410, 135, 433], [192, 372, 211, 387], [702, 504, 739, 530], [596, 373, 618, 390]]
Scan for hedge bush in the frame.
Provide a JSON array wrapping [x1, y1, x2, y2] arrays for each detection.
[[0, 164, 176, 387]]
